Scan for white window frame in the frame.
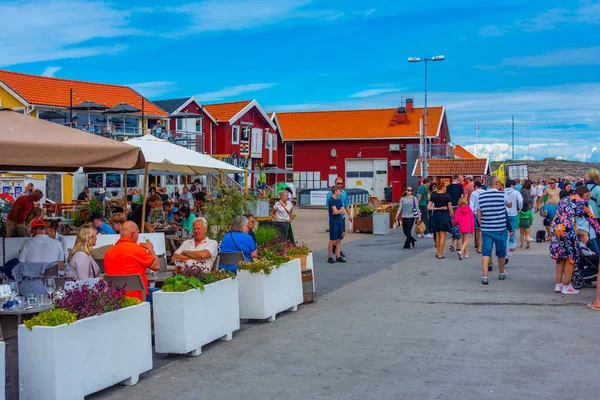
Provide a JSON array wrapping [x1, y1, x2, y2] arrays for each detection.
[[272, 133, 277, 151], [232, 125, 240, 145]]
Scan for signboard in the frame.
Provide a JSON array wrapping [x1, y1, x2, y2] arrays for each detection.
[[251, 128, 263, 158], [507, 164, 529, 180], [222, 152, 250, 169], [240, 142, 250, 157], [310, 190, 329, 206]]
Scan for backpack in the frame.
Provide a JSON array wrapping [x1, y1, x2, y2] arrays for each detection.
[[518, 214, 531, 229]]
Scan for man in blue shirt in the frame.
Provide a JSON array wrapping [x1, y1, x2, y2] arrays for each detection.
[[162, 201, 176, 225], [326, 177, 352, 258], [327, 187, 346, 264], [89, 212, 116, 235]]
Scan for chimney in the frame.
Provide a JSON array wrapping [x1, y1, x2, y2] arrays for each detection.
[[396, 106, 408, 123], [406, 98, 414, 113]]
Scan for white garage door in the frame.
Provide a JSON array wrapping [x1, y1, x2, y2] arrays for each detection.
[[346, 159, 388, 199]]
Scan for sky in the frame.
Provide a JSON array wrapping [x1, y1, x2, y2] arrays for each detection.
[[2, 0, 600, 162]]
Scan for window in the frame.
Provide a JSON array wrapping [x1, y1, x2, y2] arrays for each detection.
[[87, 174, 103, 188], [105, 173, 121, 188], [195, 118, 202, 132], [285, 142, 293, 169], [272, 133, 277, 151], [232, 125, 240, 144], [126, 175, 138, 188], [176, 118, 183, 131]]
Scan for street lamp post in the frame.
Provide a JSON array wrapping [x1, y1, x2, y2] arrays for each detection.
[[408, 55, 445, 179]]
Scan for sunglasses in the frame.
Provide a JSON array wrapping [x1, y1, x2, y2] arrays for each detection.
[[407, 189, 413, 192], [336, 182, 343, 185]]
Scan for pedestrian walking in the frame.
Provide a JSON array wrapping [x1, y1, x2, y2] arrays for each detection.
[[477, 176, 512, 284], [469, 181, 485, 253], [416, 178, 432, 238], [550, 185, 600, 294], [585, 169, 600, 249], [428, 181, 453, 259], [505, 180, 523, 233], [453, 197, 474, 260], [395, 187, 421, 250], [447, 175, 464, 211]]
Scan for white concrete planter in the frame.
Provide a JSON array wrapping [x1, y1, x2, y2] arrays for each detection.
[[0, 341, 4, 400], [153, 277, 240, 356], [18, 302, 152, 400], [238, 258, 303, 322]]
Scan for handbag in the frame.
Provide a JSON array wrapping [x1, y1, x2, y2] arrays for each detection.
[[415, 221, 426, 235], [412, 197, 419, 218]]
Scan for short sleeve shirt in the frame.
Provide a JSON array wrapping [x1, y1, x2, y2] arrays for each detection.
[[8, 196, 34, 224], [19, 235, 64, 263], [446, 183, 464, 207], [328, 197, 343, 222], [174, 237, 219, 272], [130, 204, 151, 230], [104, 238, 155, 300], [97, 222, 116, 235], [273, 200, 293, 221], [219, 232, 257, 272], [417, 185, 429, 207]]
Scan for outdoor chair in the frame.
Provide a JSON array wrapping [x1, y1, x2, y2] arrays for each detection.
[[158, 254, 168, 272], [216, 251, 245, 268], [104, 274, 146, 301], [368, 195, 393, 212]]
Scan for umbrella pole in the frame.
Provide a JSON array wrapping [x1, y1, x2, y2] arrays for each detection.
[[244, 169, 248, 194], [141, 164, 149, 233], [123, 171, 128, 220]]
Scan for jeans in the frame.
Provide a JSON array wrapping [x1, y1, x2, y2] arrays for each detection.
[[419, 206, 430, 234], [402, 217, 416, 249], [507, 215, 518, 233], [481, 230, 508, 258]]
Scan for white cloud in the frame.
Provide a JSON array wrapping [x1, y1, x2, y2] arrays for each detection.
[[478, 24, 509, 36], [196, 83, 278, 102], [349, 88, 405, 98], [41, 66, 61, 77], [500, 46, 600, 68], [128, 81, 178, 98]]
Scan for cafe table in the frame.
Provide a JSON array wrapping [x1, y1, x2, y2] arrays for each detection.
[[0, 303, 52, 340]]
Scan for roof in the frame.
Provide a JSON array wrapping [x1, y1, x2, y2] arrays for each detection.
[[203, 100, 252, 122], [0, 69, 168, 117], [412, 158, 490, 177], [272, 107, 445, 141], [154, 97, 191, 114], [453, 145, 477, 159]]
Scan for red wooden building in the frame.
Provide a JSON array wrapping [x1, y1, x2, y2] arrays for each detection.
[[272, 101, 451, 199]]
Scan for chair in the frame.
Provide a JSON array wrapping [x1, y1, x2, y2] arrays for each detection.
[[368, 195, 393, 212], [158, 254, 168, 272], [43, 265, 59, 277], [104, 274, 146, 301], [94, 258, 105, 274], [217, 251, 245, 266]]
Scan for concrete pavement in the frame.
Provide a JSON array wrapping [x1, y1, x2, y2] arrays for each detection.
[[90, 216, 600, 400]]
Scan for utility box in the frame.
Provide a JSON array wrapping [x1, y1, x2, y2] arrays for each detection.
[[373, 212, 390, 235]]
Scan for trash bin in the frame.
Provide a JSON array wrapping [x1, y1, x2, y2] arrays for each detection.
[[383, 187, 392, 202], [373, 212, 390, 235]]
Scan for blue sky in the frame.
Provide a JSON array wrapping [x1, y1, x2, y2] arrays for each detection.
[[2, 0, 600, 161]]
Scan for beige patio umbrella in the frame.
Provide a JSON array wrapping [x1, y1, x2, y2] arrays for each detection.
[[0, 108, 145, 172]]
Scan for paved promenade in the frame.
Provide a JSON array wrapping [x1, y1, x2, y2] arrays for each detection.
[[91, 212, 600, 400]]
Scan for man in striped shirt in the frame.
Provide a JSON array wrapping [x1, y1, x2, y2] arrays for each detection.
[[477, 177, 513, 284]]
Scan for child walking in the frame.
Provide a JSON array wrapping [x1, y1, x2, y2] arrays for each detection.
[[453, 197, 474, 260], [517, 207, 534, 249]]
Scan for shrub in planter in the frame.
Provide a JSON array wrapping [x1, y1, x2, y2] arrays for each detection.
[[180, 268, 234, 283], [161, 275, 205, 292], [255, 225, 281, 246], [238, 251, 291, 275], [24, 308, 77, 330]]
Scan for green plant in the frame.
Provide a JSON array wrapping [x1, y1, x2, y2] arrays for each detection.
[[254, 225, 281, 246], [238, 251, 291, 274], [161, 275, 205, 292], [181, 268, 234, 283], [203, 184, 255, 241], [357, 204, 374, 218], [24, 308, 77, 330], [88, 198, 103, 215], [119, 296, 142, 308], [286, 242, 310, 256]]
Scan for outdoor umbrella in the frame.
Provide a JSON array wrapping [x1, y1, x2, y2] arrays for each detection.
[[124, 135, 245, 231], [71, 100, 108, 125], [39, 111, 66, 121], [0, 108, 145, 172], [104, 103, 141, 134], [171, 112, 203, 118]]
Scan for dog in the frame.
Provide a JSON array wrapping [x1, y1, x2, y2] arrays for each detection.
[[536, 230, 546, 243]]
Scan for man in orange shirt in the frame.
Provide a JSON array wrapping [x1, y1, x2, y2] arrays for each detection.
[[104, 221, 159, 300]]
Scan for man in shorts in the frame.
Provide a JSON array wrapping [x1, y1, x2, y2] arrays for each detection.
[[327, 187, 346, 264]]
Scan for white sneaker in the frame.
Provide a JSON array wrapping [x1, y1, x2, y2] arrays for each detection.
[[554, 284, 563, 293], [418, 234, 424, 238], [425, 234, 434, 238], [561, 285, 579, 294]]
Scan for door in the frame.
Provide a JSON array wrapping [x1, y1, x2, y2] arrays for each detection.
[[373, 159, 388, 199], [345, 159, 374, 194]]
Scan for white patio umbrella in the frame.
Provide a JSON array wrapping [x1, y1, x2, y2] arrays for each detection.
[[124, 135, 245, 231]]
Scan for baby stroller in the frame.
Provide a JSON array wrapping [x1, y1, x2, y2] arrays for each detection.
[[572, 254, 599, 289]]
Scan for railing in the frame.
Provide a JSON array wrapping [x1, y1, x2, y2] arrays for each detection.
[[209, 173, 244, 192]]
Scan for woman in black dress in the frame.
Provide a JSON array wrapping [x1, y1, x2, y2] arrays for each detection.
[[428, 181, 454, 259]]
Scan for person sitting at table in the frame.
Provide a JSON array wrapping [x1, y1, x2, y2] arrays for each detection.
[[219, 215, 257, 273], [173, 186, 181, 200], [46, 220, 68, 261], [77, 187, 90, 201], [67, 224, 101, 281], [162, 201, 177, 226], [25, 206, 44, 234], [103, 221, 160, 300], [130, 194, 162, 233], [171, 217, 218, 273], [6, 189, 44, 237], [179, 205, 196, 233], [158, 187, 170, 202], [89, 212, 116, 235], [179, 186, 194, 209], [108, 214, 126, 234]]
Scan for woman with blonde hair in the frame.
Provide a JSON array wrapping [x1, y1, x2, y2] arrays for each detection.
[[67, 224, 101, 280]]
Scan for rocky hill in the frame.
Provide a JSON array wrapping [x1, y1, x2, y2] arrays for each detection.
[[490, 159, 600, 180]]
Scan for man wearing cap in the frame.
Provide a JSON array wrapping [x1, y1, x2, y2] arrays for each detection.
[[6, 189, 44, 237], [89, 212, 116, 235], [18, 219, 65, 270]]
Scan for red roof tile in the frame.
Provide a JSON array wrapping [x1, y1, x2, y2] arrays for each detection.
[[0, 69, 168, 117], [413, 158, 489, 176], [203, 100, 252, 122], [274, 107, 444, 140]]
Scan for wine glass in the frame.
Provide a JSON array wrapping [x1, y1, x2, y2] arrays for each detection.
[[8, 281, 19, 308], [45, 278, 56, 304]]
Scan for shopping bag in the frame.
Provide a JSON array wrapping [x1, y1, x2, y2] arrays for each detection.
[[415, 221, 426, 235], [506, 235, 517, 257]]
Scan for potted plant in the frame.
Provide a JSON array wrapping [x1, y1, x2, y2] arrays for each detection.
[[153, 269, 239, 357], [286, 242, 312, 271], [237, 250, 303, 322], [19, 280, 151, 400], [203, 184, 255, 241], [353, 204, 374, 233]]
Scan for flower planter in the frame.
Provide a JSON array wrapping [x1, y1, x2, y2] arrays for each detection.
[[238, 258, 303, 322], [153, 278, 240, 356], [18, 303, 152, 400], [352, 216, 373, 233]]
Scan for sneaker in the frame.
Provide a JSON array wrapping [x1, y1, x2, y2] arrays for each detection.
[[340, 251, 346, 258], [554, 283, 563, 293], [526, 242, 530, 249], [499, 271, 508, 280], [327, 257, 335, 264], [481, 276, 489, 285], [425, 234, 434, 238], [449, 245, 455, 251], [561, 285, 579, 294], [457, 250, 463, 260], [336, 257, 347, 263], [464, 253, 469, 259]]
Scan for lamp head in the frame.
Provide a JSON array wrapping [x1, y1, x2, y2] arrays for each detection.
[[432, 55, 445, 61], [408, 57, 421, 63]]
